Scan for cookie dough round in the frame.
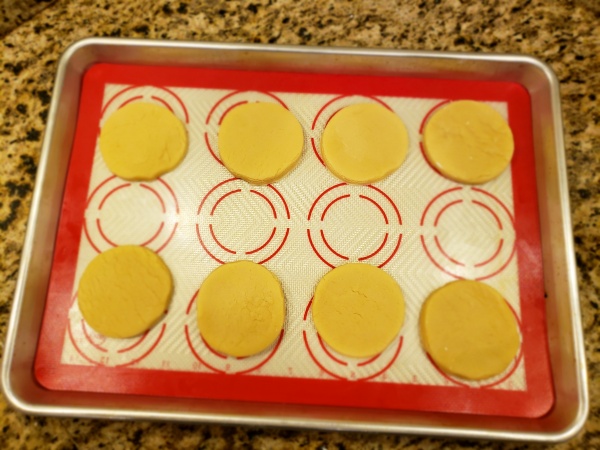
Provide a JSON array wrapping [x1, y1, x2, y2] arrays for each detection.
[[78, 245, 173, 339], [197, 261, 285, 357], [99, 102, 188, 181], [218, 102, 304, 184], [321, 103, 409, 184], [420, 280, 520, 380], [312, 263, 405, 358], [423, 100, 514, 184]]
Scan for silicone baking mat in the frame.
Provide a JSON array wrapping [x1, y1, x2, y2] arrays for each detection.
[[34, 63, 554, 418]]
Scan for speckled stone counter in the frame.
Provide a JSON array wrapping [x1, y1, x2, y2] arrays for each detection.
[[1, 0, 598, 448], [0, 0, 55, 36]]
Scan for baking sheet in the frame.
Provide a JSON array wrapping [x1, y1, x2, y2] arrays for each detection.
[[34, 63, 554, 418]]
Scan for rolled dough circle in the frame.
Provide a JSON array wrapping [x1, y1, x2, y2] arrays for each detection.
[[196, 261, 285, 357], [99, 102, 188, 181], [78, 245, 173, 339], [312, 263, 405, 358], [420, 280, 521, 381], [321, 103, 409, 184], [218, 102, 304, 184], [422, 100, 514, 184]]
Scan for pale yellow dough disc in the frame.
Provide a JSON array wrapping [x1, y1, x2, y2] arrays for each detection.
[[423, 100, 514, 184], [218, 102, 304, 184], [420, 280, 521, 381], [312, 264, 405, 358], [196, 261, 285, 357], [78, 245, 173, 339], [321, 103, 409, 184], [99, 102, 188, 181]]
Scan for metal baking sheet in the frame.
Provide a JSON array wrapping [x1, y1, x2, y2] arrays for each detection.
[[1, 38, 588, 442]]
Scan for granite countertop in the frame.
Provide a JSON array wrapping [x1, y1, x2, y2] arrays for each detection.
[[1, 0, 598, 448], [0, 0, 55, 36]]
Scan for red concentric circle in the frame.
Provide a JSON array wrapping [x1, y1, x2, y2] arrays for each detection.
[[307, 183, 402, 268], [66, 293, 166, 367], [83, 176, 179, 254], [196, 178, 290, 265], [101, 85, 189, 124], [420, 186, 516, 280]]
